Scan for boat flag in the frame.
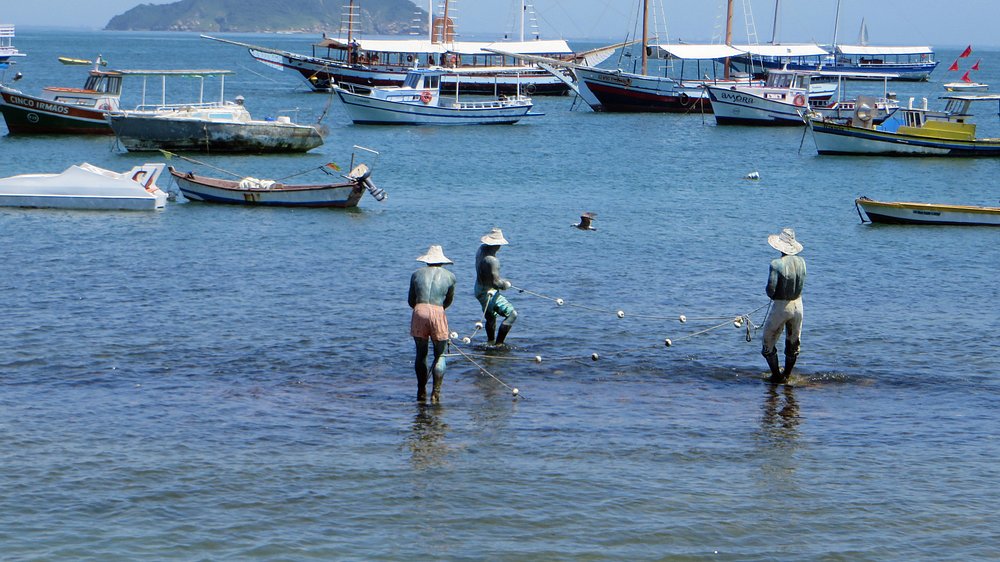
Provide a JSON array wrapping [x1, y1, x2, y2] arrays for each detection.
[[948, 59, 960, 71], [961, 71, 972, 83], [959, 44, 972, 58], [971, 59, 981, 71], [325, 162, 341, 171]]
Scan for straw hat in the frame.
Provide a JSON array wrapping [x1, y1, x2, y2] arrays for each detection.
[[416, 245, 453, 265], [768, 228, 803, 255], [480, 227, 509, 246]]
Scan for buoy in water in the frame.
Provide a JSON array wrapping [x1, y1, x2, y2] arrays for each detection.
[[616, 310, 625, 318], [556, 298, 564, 306], [733, 317, 743, 328], [745, 171, 760, 180], [664, 338, 672, 347], [679, 314, 687, 323], [450, 331, 458, 340], [534, 355, 542, 363], [512, 388, 519, 396], [462, 337, 471, 344], [475, 322, 483, 329], [591, 352, 600, 361]]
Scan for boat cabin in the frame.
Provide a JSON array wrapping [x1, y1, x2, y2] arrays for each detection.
[[39, 70, 124, 110]]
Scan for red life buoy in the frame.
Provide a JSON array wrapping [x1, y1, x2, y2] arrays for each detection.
[[793, 94, 806, 107], [420, 90, 433, 104]]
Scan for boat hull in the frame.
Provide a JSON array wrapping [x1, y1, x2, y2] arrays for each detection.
[[169, 168, 365, 207], [574, 67, 709, 113], [0, 89, 113, 135], [810, 121, 1000, 156], [109, 115, 323, 153], [335, 89, 536, 125], [0, 163, 167, 210], [705, 86, 807, 126], [856, 198, 1000, 226], [730, 56, 937, 81]]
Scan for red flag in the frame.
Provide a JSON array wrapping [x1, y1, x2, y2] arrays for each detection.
[[971, 59, 981, 71], [948, 59, 960, 71], [959, 44, 972, 58], [961, 71, 972, 83]]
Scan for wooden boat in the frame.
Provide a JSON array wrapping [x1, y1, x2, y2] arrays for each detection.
[[855, 196, 1000, 226], [333, 68, 539, 125], [0, 162, 168, 210], [107, 71, 323, 153], [167, 147, 386, 207], [199, 1, 595, 96], [706, 70, 821, 125], [808, 94, 1000, 156]]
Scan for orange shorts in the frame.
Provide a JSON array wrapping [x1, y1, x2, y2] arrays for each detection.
[[410, 303, 450, 341]]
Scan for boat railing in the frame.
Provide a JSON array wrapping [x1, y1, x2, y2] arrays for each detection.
[[132, 101, 227, 113], [337, 83, 374, 95]]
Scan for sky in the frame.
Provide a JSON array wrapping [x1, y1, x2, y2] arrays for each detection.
[[6, 0, 999, 48]]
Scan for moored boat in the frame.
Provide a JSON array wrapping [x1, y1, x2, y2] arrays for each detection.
[[0, 24, 25, 67], [167, 147, 386, 207], [0, 162, 168, 210], [855, 196, 1000, 226], [808, 94, 1000, 156], [334, 68, 539, 125], [107, 71, 323, 153], [705, 69, 820, 126]]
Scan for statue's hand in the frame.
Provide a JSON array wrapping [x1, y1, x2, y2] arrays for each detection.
[[502, 280, 512, 290]]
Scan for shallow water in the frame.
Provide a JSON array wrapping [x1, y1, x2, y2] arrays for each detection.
[[1, 31, 999, 560]]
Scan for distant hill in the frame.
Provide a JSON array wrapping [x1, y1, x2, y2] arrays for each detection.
[[105, 0, 426, 34]]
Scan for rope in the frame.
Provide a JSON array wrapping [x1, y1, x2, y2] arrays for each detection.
[[448, 340, 523, 398]]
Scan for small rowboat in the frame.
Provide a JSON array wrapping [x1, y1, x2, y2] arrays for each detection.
[[169, 165, 385, 207], [855, 196, 1000, 226]]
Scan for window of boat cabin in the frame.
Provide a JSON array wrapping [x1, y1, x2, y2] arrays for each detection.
[[427, 75, 439, 89], [84, 74, 122, 95], [404, 72, 421, 88], [766, 73, 793, 88]]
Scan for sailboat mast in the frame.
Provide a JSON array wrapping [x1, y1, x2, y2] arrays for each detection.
[[770, 0, 781, 44], [428, 0, 433, 42], [641, 0, 649, 75], [831, 0, 842, 49], [347, 0, 355, 44], [442, 0, 451, 43], [723, 0, 734, 80], [521, 0, 526, 42]]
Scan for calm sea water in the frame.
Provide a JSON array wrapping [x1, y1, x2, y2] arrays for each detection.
[[2, 30, 999, 560]]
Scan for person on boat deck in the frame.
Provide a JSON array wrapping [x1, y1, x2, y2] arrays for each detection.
[[409, 245, 457, 404], [474, 227, 518, 346], [761, 228, 806, 384]]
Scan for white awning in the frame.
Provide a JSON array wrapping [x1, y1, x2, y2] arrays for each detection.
[[836, 45, 934, 56], [650, 43, 745, 60], [317, 38, 447, 54], [733, 43, 829, 57], [450, 39, 573, 56]]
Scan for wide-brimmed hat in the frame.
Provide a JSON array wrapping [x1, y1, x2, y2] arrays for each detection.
[[768, 228, 803, 255], [480, 227, 509, 246], [416, 244, 453, 265]]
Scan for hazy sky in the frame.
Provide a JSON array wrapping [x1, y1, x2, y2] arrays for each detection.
[[7, 0, 998, 47]]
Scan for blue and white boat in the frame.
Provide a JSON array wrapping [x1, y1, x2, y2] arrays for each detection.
[[0, 24, 26, 68], [332, 68, 541, 126]]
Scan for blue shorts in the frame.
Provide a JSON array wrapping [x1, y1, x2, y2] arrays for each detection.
[[477, 291, 515, 318]]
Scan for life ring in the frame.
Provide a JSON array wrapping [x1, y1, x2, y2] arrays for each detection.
[[678, 92, 690, 106], [420, 90, 432, 104], [406, 55, 413, 63], [793, 94, 806, 107], [524, 83, 536, 95]]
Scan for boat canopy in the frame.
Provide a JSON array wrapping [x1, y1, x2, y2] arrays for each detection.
[[113, 69, 235, 77], [314, 38, 572, 57], [650, 43, 745, 60], [836, 45, 933, 56], [733, 43, 828, 57], [454, 40, 573, 56]]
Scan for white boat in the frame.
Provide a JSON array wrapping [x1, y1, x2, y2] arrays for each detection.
[[0, 24, 25, 67], [0, 162, 168, 210], [333, 68, 540, 125], [808, 94, 1000, 156], [856, 196, 1000, 226], [705, 70, 824, 125], [106, 70, 323, 153]]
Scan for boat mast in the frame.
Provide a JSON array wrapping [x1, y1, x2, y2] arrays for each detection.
[[723, 0, 734, 80], [428, 0, 434, 42], [442, 0, 451, 43], [831, 0, 842, 50], [641, 0, 649, 75], [770, 0, 781, 44], [347, 0, 355, 45]]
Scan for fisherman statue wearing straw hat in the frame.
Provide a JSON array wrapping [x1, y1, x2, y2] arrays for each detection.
[[409, 245, 457, 403], [475, 227, 518, 346], [761, 228, 807, 384]]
